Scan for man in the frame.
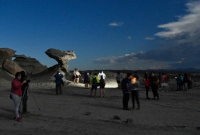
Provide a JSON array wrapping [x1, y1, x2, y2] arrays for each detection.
[[54, 71, 64, 95], [129, 75, 140, 110], [20, 71, 30, 114], [150, 72, 159, 100], [121, 73, 132, 110], [90, 73, 100, 97]]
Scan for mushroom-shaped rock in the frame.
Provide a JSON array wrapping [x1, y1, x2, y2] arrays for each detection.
[[0, 48, 16, 68], [3, 59, 25, 75], [45, 48, 76, 72], [14, 55, 47, 74]]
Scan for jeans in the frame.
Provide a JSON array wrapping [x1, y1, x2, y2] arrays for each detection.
[[131, 91, 140, 108], [11, 93, 21, 118], [145, 86, 150, 98]]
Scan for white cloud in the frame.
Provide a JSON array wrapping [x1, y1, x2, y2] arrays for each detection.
[[127, 36, 132, 40], [109, 22, 123, 27], [145, 37, 155, 40], [155, 0, 200, 46]]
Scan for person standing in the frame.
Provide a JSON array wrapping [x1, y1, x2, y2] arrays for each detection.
[[121, 73, 132, 110], [151, 72, 159, 100], [100, 76, 106, 98], [116, 72, 123, 89], [144, 73, 150, 99], [129, 76, 140, 110], [20, 71, 30, 114], [11, 72, 27, 121], [73, 69, 81, 83], [176, 74, 183, 90], [84, 72, 90, 89], [161, 73, 168, 92], [183, 73, 189, 91], [54, 71, 64, 95], [90, 73, 100, 97]]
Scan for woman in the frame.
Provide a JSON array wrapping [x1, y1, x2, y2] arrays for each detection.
[[73, 69, 81, 83], [144, 73, 150, 99], [116, 72, 122, 88], [100, 76, 106, 98], [11, 72, 27, 121]]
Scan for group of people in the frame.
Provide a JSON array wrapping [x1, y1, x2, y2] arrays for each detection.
[[176, 73, 192, 91], [10, 71, 30, 121], [85, 71, 106, 98]]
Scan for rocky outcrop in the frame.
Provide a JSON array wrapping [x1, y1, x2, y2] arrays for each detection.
[[3, 59, 25, 75], [0, 48, 16, 68], [45, 48, 76, 72], [14, 55, 47, 74]]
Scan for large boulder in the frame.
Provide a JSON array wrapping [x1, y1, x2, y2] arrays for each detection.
[[0, 48, 16, 68], [3, 59, 25, 75], [45, 48, 76, 72], [14, 55, 47, 74]]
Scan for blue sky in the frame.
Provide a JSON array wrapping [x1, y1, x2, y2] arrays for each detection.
[[1, 0, 200, 70]]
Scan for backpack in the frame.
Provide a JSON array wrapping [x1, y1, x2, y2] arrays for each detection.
[[121, 78, 127, 89], [92, 77, 97, 86]]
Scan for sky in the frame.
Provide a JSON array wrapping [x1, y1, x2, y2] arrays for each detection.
[[0, 0, 200, 70]]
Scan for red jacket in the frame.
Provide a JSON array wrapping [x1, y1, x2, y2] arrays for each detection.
[[145, 77, 150, 87], [11, 79, 23, 96]]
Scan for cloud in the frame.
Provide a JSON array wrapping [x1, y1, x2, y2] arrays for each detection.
[[109, 22, 123, 27], [145, 37, 155, 40], [127, 36, 132, 40], [155, 0, 200, 46], [93, 1, 200, 69]]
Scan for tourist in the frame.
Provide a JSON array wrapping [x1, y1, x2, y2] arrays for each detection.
[[20, 71, 30, 113], [116, 72, 123, 88], [144, 73, 150, 99], [150, 72, 159, 100], [188, 74, 193, 89], [129, 75, 140, 110], [99, 76, 106, 98], [183, 73, 189, 91], [84, 72, 90, 89], [98, 71, 106, 80], [11, 72, 27, 121], [90, 73, 100, 97], [134, 71, 139, 80], [54, 71, 64, 95], [121, 73, 132, 110], [161, 73, 168, 92], [73, 68, 81, 83], [176, 74, 183, 90]]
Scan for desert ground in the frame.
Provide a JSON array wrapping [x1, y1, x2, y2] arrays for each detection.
[[0, 72, 200, 135]]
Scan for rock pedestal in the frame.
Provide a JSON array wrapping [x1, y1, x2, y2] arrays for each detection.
[[3, 59, 25, 75], [45, 48, 76, 72], [0, 48, 16, 68]]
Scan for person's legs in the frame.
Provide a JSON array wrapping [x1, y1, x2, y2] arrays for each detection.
[[100, 88, 102, 97], [103, 88, 105, 97], [146, 86, 149, 99], [131, 91, 135, 108], [59, 84, 62, 95], [123, 93, 130, 109], [135, 91, 140, 109], [77, 78, 79, 83], [155, 87, 159, 99], [152, 86, 156, 99], [56, 84, 59, 95], [90, 86, 94, 96], [12, 93, 21, 119]]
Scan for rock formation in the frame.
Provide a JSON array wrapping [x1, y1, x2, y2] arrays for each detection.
[[14, 55, 47, 74], [0, 48, 16, 68], [3, 59, 25, 75], [45, 48, 76, 72]]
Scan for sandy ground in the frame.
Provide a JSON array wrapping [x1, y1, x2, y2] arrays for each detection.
[[0, 78, 200, 135]]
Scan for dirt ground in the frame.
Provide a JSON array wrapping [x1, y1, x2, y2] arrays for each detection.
[[0, 79, 200, 135]]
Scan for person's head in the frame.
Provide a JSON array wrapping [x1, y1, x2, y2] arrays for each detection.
[[102, 71, 104, 73], [117, 72, 120, 75], [21, 71, 26, 76], [127, 73, 132, 79], [94, 73, 97, 76], [15, 72, 21, 80]]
